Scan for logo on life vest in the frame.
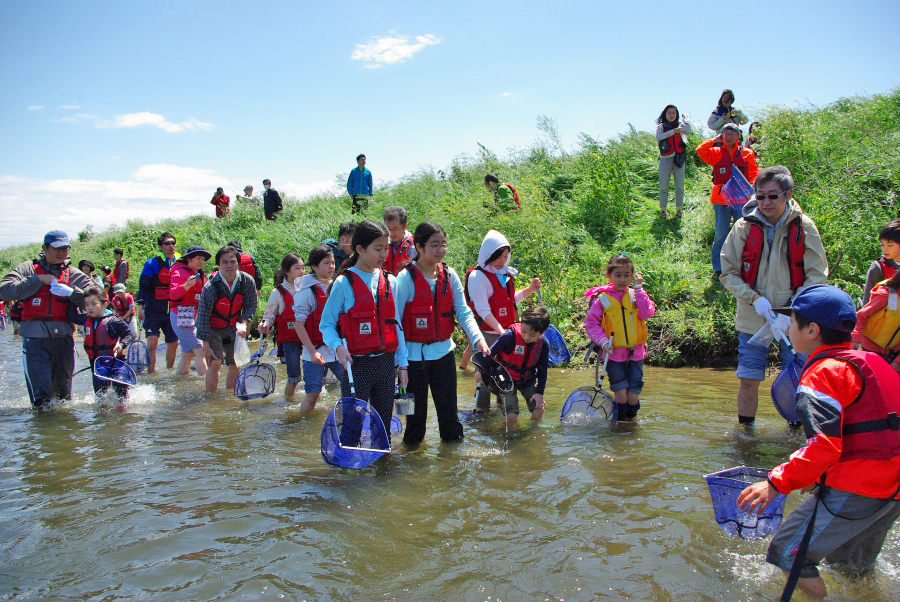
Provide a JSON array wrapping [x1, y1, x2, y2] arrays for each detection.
[[287, 321, 295, 329], [719, 167, 727, 174], [416, 317, 428, 329], [514, 344, 525, 355], [742, 261, 751, 273], [85, 327, 91, 335], [195, 293, 201, 301], [31, 298, 41, 306], [359, 322, 372, 335], [498, 308, 508, 317]]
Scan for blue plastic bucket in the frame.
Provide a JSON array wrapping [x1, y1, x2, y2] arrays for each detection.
[[704, 466, 787, 539]]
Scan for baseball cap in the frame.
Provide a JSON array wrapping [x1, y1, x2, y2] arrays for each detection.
[[773, 284, 857, 332], [721, 123, 741, 133], [113, 283, 126, 293], [43, 230, 71, 248]]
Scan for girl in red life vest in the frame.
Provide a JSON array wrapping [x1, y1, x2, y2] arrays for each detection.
[[69, 287, 134, 398], [584, 254, 656, 420], [259, 253, 307, 398], [168, 246, 211, 377], [395, 222, 491, 445], [101, 265, 115, 301], [656, 104, 691, 219], [464, 229, 540, 406], [319, 220, 408, 437], [288, 245, 346, 412]]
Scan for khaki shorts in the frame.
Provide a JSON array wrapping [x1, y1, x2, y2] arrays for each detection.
[[499, 380, 539, 415], [207, 328, 236, 366]]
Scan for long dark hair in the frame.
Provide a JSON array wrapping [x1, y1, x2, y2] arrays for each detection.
[[308, 244, 334, 269], [413, 221, 446, 254], [657, 104, 679, 125], [274, 252, 304, 286], [717, 89, 734, 110], [329, 220, 388, 293]]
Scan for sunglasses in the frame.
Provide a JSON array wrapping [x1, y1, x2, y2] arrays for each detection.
[[161, 241, 176, 246], [755, 191, 787, 201]]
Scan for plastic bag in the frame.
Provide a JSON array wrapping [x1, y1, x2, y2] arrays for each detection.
[[233, 335, 251, 366], [747, 314, 791, 348], [721, 167, 754, 209]]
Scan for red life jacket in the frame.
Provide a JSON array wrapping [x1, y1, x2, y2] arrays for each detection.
[[116, 258, 130, 282], [168, 263, 205, 310], [501, 183, 522, 208], [21, 263, 71, 322], [383, 236, 413, 276], [83, 315, 122, 363], [494, 322, 545, 382], [338, 270, 399, 356], [401, 263, 456, 343], [305, 284, 327, 347], [464, 266, 518, 330], [740, 216, 806, 291], [111, 293, 133, 318], [150, 256, 173, 301], [239, 253, 255, 277], [877, 256, 897, 281], [711, 144, 747, 185], [658, 123, 685, 156], [274, 285, 300, 344], [209, 279, 244, 329], [9, 301, 23, 322], [803, 348, 900, 462]]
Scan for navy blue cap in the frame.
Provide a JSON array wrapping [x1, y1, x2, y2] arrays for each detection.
[[43, 230, 70, 248], [773, 284, 857, 332], [183, 245, 212, 260]]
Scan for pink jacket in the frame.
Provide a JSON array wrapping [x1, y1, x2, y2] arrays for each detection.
[[584, 283, 656, 362]]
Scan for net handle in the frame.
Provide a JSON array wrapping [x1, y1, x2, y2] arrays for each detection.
[[598, 333, 613, 387], [342, 338, 356, 397]]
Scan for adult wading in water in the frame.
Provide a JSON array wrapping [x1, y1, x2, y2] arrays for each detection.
[[136, 232, 181, 372], [0, 230, 93, 409]]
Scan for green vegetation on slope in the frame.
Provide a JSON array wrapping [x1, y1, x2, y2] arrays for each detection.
[[3, 90, 898, 367]]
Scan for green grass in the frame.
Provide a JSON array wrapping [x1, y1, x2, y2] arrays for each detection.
[[3, 88, 899, 367]]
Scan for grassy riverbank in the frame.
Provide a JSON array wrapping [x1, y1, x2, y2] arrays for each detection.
[[2, 89, 898, 367]]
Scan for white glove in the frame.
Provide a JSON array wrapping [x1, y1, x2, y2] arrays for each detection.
[[770, 313, 791, 343], [235, 322, 247, 337], [49, 280, 74, 297], [753, 297, 773, 319]]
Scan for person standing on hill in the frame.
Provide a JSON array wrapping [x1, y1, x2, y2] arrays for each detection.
[[136, 232, 181, 372], [113, 248, 129, 287], [210, 187, 231, 218], [707, 88, 749, 134], [0, 230, 93, 409], [655, 104, 692, 219], [484, 174, 521, 210], [263, 179, 283, 221], [697, 123, 759, 276], [720, 166, 828, 424], [347, 153, 373, 215]]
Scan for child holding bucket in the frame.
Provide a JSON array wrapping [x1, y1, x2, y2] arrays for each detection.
[[738, 285, 900, 599], [395, 221, 490, 444], [68, 286, 134, 397], [290, 245, 346, 412], [584, 253, 656, 420], [320, 220, 408, 437], [259, 253, 307, 398]]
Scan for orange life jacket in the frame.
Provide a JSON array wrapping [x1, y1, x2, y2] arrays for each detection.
[[401, 263, 456, 343], [740, 216, 806, 291], [338, 270, 399, 356]]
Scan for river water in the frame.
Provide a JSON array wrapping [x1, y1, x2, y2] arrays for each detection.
[[0, 328, 897, 601]]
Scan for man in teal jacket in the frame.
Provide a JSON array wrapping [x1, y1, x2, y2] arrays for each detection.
[[346, 153, 373, 215]]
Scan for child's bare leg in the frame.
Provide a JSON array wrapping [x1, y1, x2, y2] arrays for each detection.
[[614, 389, 628, 405], [786, 572, 826, 599], [166, 342, 178, 369], [627, 391, 640, 405], [284, 381, 299, 397], [225, 365, 239, 391], [176, 351, 193, 375], [299, 391, 320, 412], [193, 352, 208, 377]]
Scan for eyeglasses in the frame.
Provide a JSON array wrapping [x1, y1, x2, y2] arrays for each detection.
[[427, 243, 449, 251], [161, 241, 176, 246], [755, 191, 788, 201]]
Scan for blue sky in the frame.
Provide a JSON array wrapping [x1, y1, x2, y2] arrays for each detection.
[[1, 0, 897, 248]]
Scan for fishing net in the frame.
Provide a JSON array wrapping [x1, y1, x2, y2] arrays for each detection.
[[545, 325, 571, 364], [704, 466, 787, 539], [771, 355, 805, 422], [234, 361, 277, 400], [0, 312, 5, 331], [94, 356, 137, 387], [126, 340, 150, 374], [320, 398, 391, 470], [721, 167, 755, 209], [560, 386, 617, 425], [471, 352, 514, 395], [391, 415, 403, 436]]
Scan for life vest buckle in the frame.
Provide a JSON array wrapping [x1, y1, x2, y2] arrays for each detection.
[[888, 412, 900, 431]]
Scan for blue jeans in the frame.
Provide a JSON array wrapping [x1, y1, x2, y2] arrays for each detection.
[[606, 359, 644, 394], [712, 203, 744, 272], [303, 359, 345, 393], [281, 341, 303, 384], [736, 331, 803, 381]]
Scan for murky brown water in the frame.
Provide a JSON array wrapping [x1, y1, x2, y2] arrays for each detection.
[[0, 328, 898, 600]]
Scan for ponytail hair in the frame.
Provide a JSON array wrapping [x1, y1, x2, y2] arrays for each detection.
[[412, 221, 446, 253], [330, 219, 388, 293], [274, 252, 303, 286], [606, 252, 634, 275]]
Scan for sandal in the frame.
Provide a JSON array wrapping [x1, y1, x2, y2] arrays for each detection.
[[674, 209, 682, 219], [660, 209, 667, 219]]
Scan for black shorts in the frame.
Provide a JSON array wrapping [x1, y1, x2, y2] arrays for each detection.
[[143, 312, 177, 343]]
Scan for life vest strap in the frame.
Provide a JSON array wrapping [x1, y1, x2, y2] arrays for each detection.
[[843, 412, 900, 436]]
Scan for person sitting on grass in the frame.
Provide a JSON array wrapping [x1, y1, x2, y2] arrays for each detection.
[[738, 284, 900, 600], [488, 307, 551, 423]]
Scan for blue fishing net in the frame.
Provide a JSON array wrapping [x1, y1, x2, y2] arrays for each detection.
[[771, 355, 806, 422], [234, 361, 276, 400], [721, 168, 754, 209], [560, 386, 617, 426], [545, 325, 571, 364], [704, 466, 787, 539], [94, 356, 137, 387], [320, 398, 390, 470], [126, 341, 150, 374], [391, 415, 403, 436]]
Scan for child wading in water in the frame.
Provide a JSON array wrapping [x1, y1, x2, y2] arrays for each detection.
[[291, 245, 346, 412], [395, 222, 490, 444], [259, 253, 307, 398], [584, 254, 656, 419], [69, 286, 134, 399], [490, 306, 552, 423], [320, 220, 408, 436]]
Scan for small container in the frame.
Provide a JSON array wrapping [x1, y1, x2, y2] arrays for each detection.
[[394, 390, 415, 416]]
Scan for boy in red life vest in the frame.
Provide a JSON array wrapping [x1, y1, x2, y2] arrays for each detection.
[[113, 248, 129, 287], [382, 205, 417, 276], [227, 240, 263, 296], [862, 219, 900, 304], [196, 245, 259, 393], [485, 307, 551, 423], [68, 286, 134, 398], [110, 283, 137, 337], [738, 285, 900, 600]]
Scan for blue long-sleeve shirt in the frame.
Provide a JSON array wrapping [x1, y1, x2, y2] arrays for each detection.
[[136, 253, 178, 315], [320, 267, 407, 367], [346, 167, 373, 197], [394, 263, 484, 362]]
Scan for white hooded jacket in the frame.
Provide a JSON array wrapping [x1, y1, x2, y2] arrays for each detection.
[[466, 230, 526, 326]]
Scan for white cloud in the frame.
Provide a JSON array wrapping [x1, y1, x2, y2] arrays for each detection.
[[0, 167, 336, 248], [59, 104, 81, 110], [27, 105, 43, 111], [54, 111, 213, 132], [500, 92, 513, 97], [351, 34, 439, 68]]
